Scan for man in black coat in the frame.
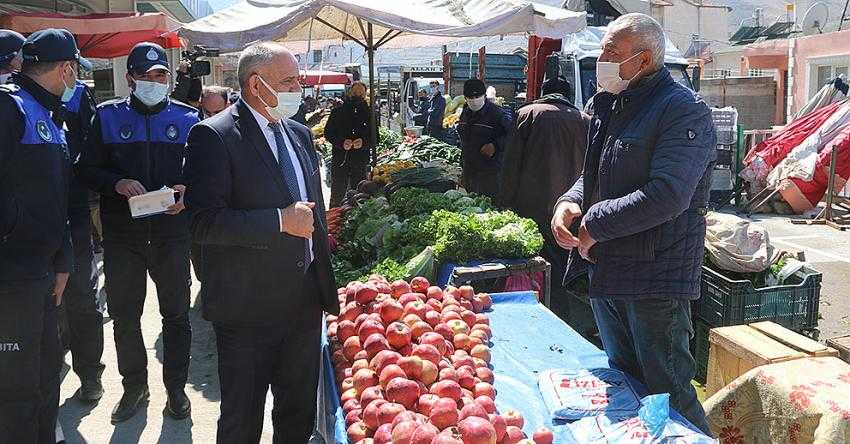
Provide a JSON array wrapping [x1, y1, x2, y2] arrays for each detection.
[[457, 78, 512, 199], [184, 41, 339, 443]]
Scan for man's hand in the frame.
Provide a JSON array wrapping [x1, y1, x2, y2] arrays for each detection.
[[281, 201, 316, 239], [551, 201, 582, 250], [115, 179, 147, 198], [480, 143, 496, 158], [352, 138, 363, 150], [166, 184, 186, 215], [578, 219, 597, 262], [54, 272, 69, 306], [343, 139, 353, 150]]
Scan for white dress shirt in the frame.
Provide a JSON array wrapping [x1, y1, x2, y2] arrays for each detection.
[[243, 98, 314, 263]]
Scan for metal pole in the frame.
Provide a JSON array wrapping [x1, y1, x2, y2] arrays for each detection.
[[826, 144, 838, 221], [368, 22, 377, 167]]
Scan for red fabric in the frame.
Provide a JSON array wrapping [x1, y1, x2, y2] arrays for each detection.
[[744, 101, 843, 167], [526, 35, 562, 101], [0, 13, 181, 59], [788, 124, 850, 207], [299, 70, 352, 87]]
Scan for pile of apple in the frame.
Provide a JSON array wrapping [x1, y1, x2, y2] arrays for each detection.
[[327, 275, 555, 444]]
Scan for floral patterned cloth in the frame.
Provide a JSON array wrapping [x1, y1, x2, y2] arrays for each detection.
[[704, 357, 850, 443]]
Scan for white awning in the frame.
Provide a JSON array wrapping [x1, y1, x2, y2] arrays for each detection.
[[180, 0, 586, 53]]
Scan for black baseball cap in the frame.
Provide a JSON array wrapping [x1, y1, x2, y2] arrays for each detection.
[[0, 30, 24, 68], [127, 42, 168, 74], [22, 28, 91, 70], [463, 78, 486, 98]]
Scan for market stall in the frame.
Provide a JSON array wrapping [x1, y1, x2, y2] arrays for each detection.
[[319, 287, 713, 443]]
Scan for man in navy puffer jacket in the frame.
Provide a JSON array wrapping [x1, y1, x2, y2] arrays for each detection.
[[552, 13, 715, 434]]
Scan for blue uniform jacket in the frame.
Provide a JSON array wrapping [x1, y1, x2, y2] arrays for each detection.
[[559, 68, 716, 300], [427, 92, 446, 129]]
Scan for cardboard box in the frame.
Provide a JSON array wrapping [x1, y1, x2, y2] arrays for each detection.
[[706, 321, 838, 397]]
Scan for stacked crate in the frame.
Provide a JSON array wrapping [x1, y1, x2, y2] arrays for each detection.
[[709, 107, 738, 208]]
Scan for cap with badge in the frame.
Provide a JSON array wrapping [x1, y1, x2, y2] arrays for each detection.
[[0, 30, 24, 68], [463, 78, 486, 98], [127, 42, 169, 74], [21, 28, 91, 71]]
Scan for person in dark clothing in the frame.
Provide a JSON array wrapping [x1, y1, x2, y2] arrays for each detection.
[[324, 81, 372, 207], [426, 80, 445, 140], [457, 78, 512, 200], [0, 29, 23, 84], [200, 85, 230, 119], [76, 42, 198, 424], [551, 14, 715, 435], [0, 28, 87, 443], [170, 60, 202, 107], [413, 88, 429, 127], [60, 79, 106, 403], [291, 95, 317, 126], [499, 76, 587, 303]]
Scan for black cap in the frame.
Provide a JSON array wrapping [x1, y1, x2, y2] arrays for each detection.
[[0, 30, 24, 68], [541, 75, 573, 97], [463, 78, 486, 98], [127, 42, 168, 74], [21, 28, 91, 70]]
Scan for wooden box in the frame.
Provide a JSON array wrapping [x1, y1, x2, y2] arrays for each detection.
[[826, 334, 850, 364], [706, 321, 839, 397]]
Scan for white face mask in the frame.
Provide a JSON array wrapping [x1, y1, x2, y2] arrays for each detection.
[[0, 73, 11, 84], [467, 95, 486, 112], [596, 51, 645, 95], [257, 75, 301, 121], [133, 79, 169, 106], [60, 65, 76, 103]]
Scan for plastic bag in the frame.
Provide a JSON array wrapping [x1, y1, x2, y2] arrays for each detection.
[[538, 368, 641, 420], [568, 394, 715, 443]]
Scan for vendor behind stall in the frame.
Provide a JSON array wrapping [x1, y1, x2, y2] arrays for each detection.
[[325, 81, 371, 207], [426, 80, 445, 140], [457, 78, 512, 199]]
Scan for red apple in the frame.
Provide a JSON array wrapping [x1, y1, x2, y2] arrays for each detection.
[[426, 299, 444, 313], [417, 393, 440, 416], [453, 356, 475, 370], [410, 276, 430, 293], [504, 426, 526, 444], [419, 332, 447, 355], [410, 422, 440, 444], [469, 330, 489, 344], [404, 301, 429, 320], [454, 334, 472, 351], [380, 300, 404, 324], [433, 427, 464, 444], [426, 286, 444, 301], [345, 408, 363, 427], [410, 321, 433, 341], [475, 367, 494, 384], [475, 396, 496, 414], [459, 300, 473, 311], [399, 293, 423, 307], [431, 380, 463, 401], [353, 350, 369, 362], [435, 323, 454, 341], [429, 397, 460, 430], [424, 310, 442, 328], [457, 367, 476, 390], [352, 359, 370, 374], [488, 414, 507, 442], [503, 410, 524, 429], [355, 283, 379, 305], [386, 322, 412, 349], [378, 402, 406, 426], [347, 421, 369, 443], [359, 386, 384, 407], [398, 356, 424, 380], [412, 344, 441, 366], [420, 359, 439, 385], [439, 367, 459, 382], [474, 382, 495, 399], [477, 293, 492, 310], [447, 319, 470, 335], [531, 427, 553, 444], [458, 416, 497, 444], [391, 280, 412, 298], [441, 311, 463, 323], [343, 336, 362, 362], [370, 350, 402, 373], [471, 324, 492, 339], [459, 403, 489, 420], [458, 286, 474, 301], [392, 420, 419, 444], [353, 368, 378, 394], [460, 311, 477, 328], [362, 399, 387, 430], [403, 314, 423, 327], [391, 410, 419, 429], [340, 301, 364, 322], [386, 378, 421, 410], [379, 364, 407, 389], [364, 333, 390, 359], [373, 423, 393, 444]]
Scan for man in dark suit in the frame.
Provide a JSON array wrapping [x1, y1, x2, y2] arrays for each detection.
[[184, 41, 339, 443]]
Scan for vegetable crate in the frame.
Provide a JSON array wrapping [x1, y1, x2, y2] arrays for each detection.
[[441, 257, 552, 307], [696, 265, 822, 332]]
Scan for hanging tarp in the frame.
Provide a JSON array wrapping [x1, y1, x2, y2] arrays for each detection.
[[180, 0, 586, 53], [300, 69, 352, 86], [780, 125, 850, 212], [0, 13, 181, 59]]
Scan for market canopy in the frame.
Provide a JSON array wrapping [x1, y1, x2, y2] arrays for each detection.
[[300, 69, 352, 86], [0, 12, 181, 59], [180, 0, 586, 52]]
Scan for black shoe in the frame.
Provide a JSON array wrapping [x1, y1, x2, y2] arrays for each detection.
[[110, 386, 149, 424], [75, 379, 104, 403], [164, 388, 191, 420]]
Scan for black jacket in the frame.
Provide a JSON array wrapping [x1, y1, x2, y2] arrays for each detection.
[[457, 100, 512, 172], [0, 75, 72, 281], [66, 81, 97, 216], [184, 100, 339, 322], [76, 95, 200, 242], [324, 97, 372, 160]]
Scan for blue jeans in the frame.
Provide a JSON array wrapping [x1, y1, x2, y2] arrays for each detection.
[[590, 297, 712, 436]]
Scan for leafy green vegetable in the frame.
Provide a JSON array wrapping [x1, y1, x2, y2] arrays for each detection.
[[427, 210, 544, 263], [363, 257, 410, 282]]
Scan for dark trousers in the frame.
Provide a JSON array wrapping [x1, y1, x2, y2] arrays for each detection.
[[0, 278, 60, 444], [427, 125, 443, 141], [329, 152, 369, 208], [103, 239, 191, 391], [463, 169, 500, 200], [59, 208, 105, 382], [590, 297, 712, 435], [213, 283, 322, 443]]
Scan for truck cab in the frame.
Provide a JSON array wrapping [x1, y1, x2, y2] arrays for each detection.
[[553, 26, 696, 109]]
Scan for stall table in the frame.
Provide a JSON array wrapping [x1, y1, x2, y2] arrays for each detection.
[[318, 292, 710, 443]]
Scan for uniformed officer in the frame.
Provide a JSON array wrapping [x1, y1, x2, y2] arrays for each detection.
[[0, 29, 24, 84], [59, 78, 106, 403], [76, 42, 198, 424], [0, 28, 90, 443]]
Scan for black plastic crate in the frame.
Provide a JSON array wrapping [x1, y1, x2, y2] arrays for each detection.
[[692, 319, 711, 383], [696, 265, 821, 331], [715, 147, 734, 167]]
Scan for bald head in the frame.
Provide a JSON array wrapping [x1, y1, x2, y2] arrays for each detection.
[[237, 41, 301, 122]]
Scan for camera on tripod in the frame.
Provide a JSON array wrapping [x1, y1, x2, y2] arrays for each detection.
[[181, 45, 220, 78]]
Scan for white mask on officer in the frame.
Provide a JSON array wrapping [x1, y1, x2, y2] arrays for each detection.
[[133, 79, 169, 107], [467, 95, 486, 112]]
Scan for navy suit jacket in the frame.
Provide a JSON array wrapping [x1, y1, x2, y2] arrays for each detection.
[[184, 100, 339, 324]]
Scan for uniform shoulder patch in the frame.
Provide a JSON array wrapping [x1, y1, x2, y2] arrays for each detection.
[[687, 129, 697, 140], [119, 124, 133, 140], [36, 120, 52, 142], [165, 123, 179, 141]]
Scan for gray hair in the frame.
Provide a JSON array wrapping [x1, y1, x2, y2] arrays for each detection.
[[202, 85, 230, 102], [237, 41, 289, 88], [608, 13, 666, 69]]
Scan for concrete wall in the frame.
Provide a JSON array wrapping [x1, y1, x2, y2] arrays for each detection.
[[700, 76, 777, 130], [788, 29, 850, 116]]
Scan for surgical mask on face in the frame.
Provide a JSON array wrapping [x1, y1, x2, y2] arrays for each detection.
[[133, 79, 169, 107], [257, 75, 301, 120], [60, 65, 76, 103], [467, 95, 486, 112], [0, 73, 11, 84], [596, 51, 645, 95]]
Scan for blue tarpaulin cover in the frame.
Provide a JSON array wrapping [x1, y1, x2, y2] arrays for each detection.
[[319, 291, 710, 443]]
